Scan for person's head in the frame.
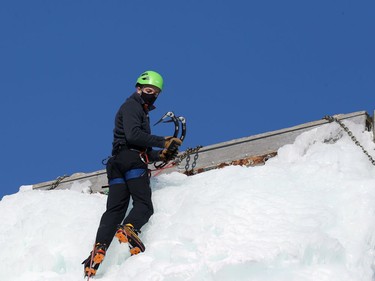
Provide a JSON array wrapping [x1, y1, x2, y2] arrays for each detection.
[[135, 70, 163, 106]]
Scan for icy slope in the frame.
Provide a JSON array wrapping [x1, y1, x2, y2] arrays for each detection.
[[1, 121, 375, 281]]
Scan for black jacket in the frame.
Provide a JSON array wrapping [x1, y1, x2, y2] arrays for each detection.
[[112, 93, 165, 161]]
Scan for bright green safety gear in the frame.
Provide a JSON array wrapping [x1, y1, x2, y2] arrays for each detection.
[[136, 70, 164, 91]]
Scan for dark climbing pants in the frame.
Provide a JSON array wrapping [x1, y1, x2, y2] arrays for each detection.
[[95, 149, 154, 247]]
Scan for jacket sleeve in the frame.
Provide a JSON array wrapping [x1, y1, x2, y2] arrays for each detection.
[[122, 101, 165, 148]]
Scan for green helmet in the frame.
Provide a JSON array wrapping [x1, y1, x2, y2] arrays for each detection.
[[136, 70, 164, 91]]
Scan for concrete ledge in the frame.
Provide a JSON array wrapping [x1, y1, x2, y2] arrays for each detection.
[[32, 111, 371, 193]]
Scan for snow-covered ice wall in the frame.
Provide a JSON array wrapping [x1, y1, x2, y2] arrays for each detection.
[[1, 120, 375, 281]]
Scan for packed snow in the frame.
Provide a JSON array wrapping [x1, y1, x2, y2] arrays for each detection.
[[1, 121, 375, 281]]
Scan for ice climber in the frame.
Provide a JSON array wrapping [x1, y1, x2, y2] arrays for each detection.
[[82, 70, 182, 277]]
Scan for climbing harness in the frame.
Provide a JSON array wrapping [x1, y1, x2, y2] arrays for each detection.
[[139, 150, 149, 164], [324, 115, 375, 166], [108, 169, 148, 186], [101, 156, 111, 165]]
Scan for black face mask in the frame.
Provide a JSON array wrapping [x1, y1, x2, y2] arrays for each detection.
[[141, 91, 157, 106]]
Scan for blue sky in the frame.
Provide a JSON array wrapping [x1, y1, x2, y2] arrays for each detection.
[[1, 0, 374, 198]]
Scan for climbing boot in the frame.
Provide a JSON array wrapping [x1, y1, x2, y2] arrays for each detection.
[[82, 243, 107, 278], [115, 224, 128, 244], [115, 223, 145, 255]]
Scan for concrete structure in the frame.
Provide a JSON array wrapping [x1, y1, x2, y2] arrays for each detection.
[[33, 111, 373, 193]]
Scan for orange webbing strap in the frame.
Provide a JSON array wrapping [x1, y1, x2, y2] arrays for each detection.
[[86, 243, 96, 280]]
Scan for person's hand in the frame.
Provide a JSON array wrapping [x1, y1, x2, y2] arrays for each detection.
[[164, 136, 182, 151], [159, 148, 179, 162]]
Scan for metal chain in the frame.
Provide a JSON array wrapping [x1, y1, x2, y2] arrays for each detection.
[[175, 145, 202, 164], [185, 153, 191, 171], [49, 174, 69, 190], [173, 145, 203, 172], [324, 115, 375, 166], [192, 150, 199, 170]]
